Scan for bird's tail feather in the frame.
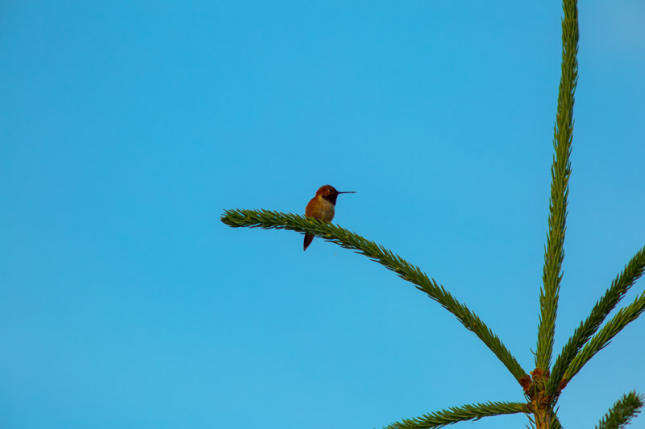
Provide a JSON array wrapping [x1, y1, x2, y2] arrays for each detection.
[[303, 233, 314, 251]]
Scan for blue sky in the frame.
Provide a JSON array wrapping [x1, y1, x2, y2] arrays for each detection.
[[1, 1, 644, 428]]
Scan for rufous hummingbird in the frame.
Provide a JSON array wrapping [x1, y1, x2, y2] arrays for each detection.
[[303, 185, 355, 251]]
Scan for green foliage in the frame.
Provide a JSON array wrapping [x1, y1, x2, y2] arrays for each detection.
[[547, 246, 645, 396], [595, 392, 644, 429], [222, 209, 527, 383], [382, 401, 528, 429], [563, 291, 645, 382], [536, 0, 578, 372]]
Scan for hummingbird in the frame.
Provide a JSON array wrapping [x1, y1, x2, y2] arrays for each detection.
[[303, 185, 355, 251]]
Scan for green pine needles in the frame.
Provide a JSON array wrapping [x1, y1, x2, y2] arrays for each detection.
[[222, 209, 528, 384], [221, 0, 644, 427], [537, 0, 578, 376], [382, 401, 529, 429], [594, 392, 644, 429]]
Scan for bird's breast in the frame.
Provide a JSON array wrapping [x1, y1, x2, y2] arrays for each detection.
[[305, 196, 335, 222]]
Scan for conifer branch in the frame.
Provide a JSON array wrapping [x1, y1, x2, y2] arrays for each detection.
[[548, 245, 645, 396], [383, 401, 528, 429], [562, 291, 645, 384], [595, 391, 643, 429], [537, 0, 578, 371], [221, 209, 528, 383]]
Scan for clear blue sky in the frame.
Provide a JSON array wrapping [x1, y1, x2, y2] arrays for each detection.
[[2, 1, 644, 428]]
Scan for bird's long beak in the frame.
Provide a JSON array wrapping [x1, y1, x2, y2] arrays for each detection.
[[337, 191, 356, 194]]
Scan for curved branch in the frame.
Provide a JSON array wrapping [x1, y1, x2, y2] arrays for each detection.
[[383, 401, 528, 429], [221, 209, 528, 383]]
